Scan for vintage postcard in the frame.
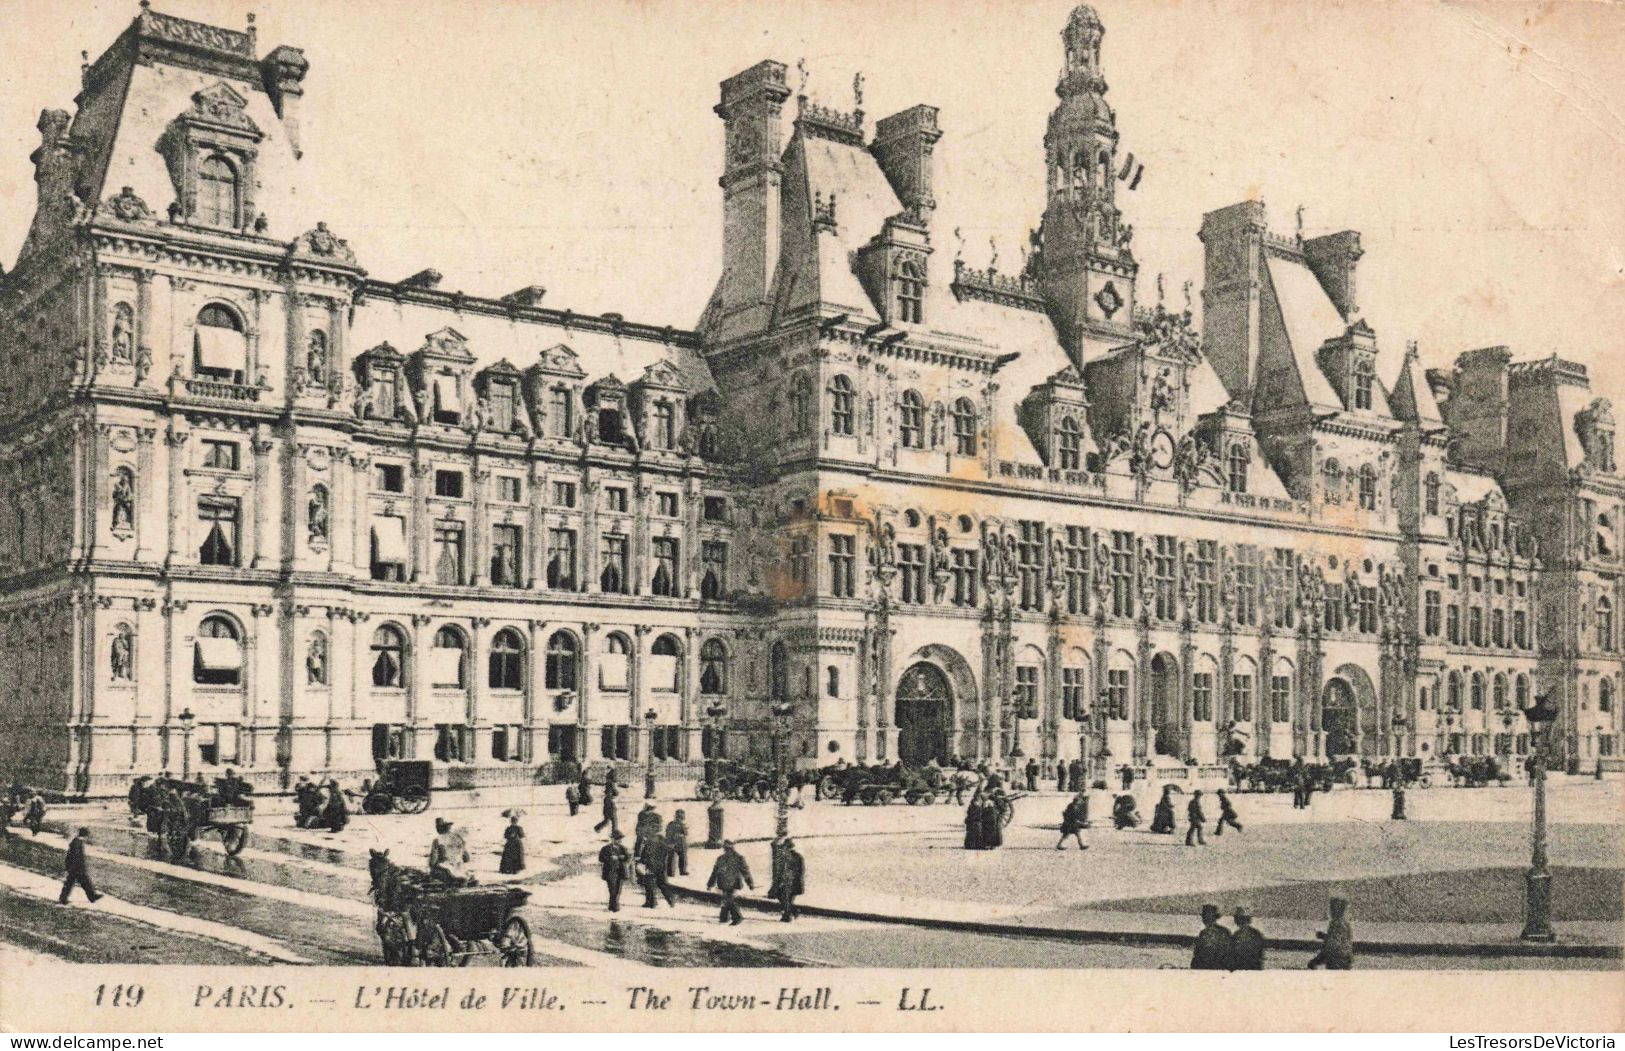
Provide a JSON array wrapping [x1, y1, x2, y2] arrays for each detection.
[[0, 0, 1620, 1035]]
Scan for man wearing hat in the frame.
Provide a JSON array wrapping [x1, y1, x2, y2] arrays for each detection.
[[1190, 903, 1232, 970], [1308, 897, 1354, 970], [634, 802, 664, 858], [636, 828, 676, 909], [1229, 905, 1265, 970], [593, 777, 620, 835], [706, 840, 754, 925], [664, 809, 690, 877], [598, 831, 630, 912], [427, 818, 471, 885], [774, 838, 805, 922], [1184, 789, 1208, 846]]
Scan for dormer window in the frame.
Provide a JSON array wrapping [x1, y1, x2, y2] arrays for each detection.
[[432, 373, 462, 425], [896, 260, 924, 324], [194, 304, 246, 383], [1057, 416, 1083, 470], [1352, 357, 1375, 411], [196, 155, 239, 228], [598, 406, 624, 444], [652, 400, 677, 450], [548, 386, 574, 437], [488, 381, 516, 432], [1227, 444, 1249, 493], [829, 375, 855, 436], [899, 390, 925, 449]]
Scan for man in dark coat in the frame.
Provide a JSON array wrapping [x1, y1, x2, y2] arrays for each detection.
[[964, 793, 985, 850], [598, 831, 629, 912], [664, 810, 689, 876], [1120, 764, 1134, 791], [1308, 896, 1355, 970], [577, 770, 594, 806], [594, 778, 620, 834], [1025, 758, 1039, 793], [1056, 762, 1067, 793], [1068, 759, 1083, 793], [1213, 789, 1243, 836], [706, 840, 754, 925], [1229, 906, 1265, 969], [1056, 791, 1090, 850], [636, 834, 676, 908], [979, 790, 1004, 849], [1190, 904, 1231, 969], [775, 839, 806, 922], [633, 803, 663, 857], [0, 794, 14, 841], [1290, 758, 1307, 809], [59, 827, 102, 904], [565, 781, 581, 817], [1185, 790, 1207, 846], [24, 792, 45, 836], [1150, 785, 1178, 834]]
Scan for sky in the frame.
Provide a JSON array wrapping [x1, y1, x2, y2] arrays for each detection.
[[1, 0, 1621, 392]]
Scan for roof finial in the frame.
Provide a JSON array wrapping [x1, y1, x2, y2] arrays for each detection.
[[988, 235, 998, 272], [1406, 338, 1419, 358], [1183, 279, 1193, 313], [953, 226, 964, 265], [1156, 273, 1164, 304], [796, 58, 808, 97], [852, 71, 865, 110], [1295, 204, 1305, 240]]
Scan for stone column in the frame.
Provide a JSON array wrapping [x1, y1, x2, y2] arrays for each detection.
[[469, 464, 489, 586], [410, 459, 431, 582], [526, 461, 545, 589], [163, 426, 189, 569], [581, 476, 599, 595], [525, 619, 544, 764], [349, 452, 371, 573], [580, 622, 599, 760], [631, 623, 652, 758], [409, 613, 432, 748], [133, 428, 156, 562], [250, 430, 274, 568]]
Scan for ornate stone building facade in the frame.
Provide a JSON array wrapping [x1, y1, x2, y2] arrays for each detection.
[[0, 5, 1617, 795]]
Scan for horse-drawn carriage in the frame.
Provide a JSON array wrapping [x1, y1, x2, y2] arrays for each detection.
[[362, 759, 433, 815], [1230, 757, 1357, 793], [369, 851, 533, 967], [694, 759, 779, 802], [136, 778, 253, 860], [1359, 757, 1431, 789], [819, 762, 952, 805], [1443, 755, 1511, 788]]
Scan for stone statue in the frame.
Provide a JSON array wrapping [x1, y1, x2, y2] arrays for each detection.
[[111, 305, 133, 363], [306, 331, 327, 385], [111, 468, 135, 531], [307, 486, 329, 544], [110, 626, 133, 681], [307, 633, 328, 686]]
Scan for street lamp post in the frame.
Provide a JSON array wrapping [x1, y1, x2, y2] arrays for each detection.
[[1520, 693, 1559, 943], [771, 699, 794, 839], [643, 708, 658, 799], [177, 707, 195, 781]]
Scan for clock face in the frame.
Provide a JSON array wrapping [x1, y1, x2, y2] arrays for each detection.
[[1150, 428, 1176, 470]]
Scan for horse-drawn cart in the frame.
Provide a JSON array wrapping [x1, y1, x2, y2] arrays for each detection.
[[363, 759, 433, 815], [370, 853, 532, 967], [137, 778, 253, 860]]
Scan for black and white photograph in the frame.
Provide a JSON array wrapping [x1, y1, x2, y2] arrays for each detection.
[[0, 0, 1619, 1034]]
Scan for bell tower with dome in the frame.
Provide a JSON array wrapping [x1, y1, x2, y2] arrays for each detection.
[[1034, 4, 1140, 366]]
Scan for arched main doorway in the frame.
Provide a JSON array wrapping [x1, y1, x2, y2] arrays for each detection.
[[896, 662, 952, 766], [1149, 653, 1180, 757], [1322, 678, 1357, 756]]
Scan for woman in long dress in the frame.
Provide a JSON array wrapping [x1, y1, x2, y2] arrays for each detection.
[[963, 792, 985, 850], [979, 789, 1004, 849], [1150, 785, 1177, 834], [499, 815, 526, 875]]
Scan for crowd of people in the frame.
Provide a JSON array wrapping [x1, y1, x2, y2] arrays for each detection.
[[1190, 898, 1354, 970], [1, 781, 47, 840]]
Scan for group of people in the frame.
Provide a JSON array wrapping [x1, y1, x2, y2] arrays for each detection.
[[1190, 898, 1354, 970], [1, 782, 47, 840], [963, 774, 1014, 850], [594, 801, 694, 912], [293, 775, 349, 833]]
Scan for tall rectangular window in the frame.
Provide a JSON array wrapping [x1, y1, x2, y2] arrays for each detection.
[[490, 524, 522, 587], [829, 534, 856, 598], [898, 543, 927, 604], [1105, 668, 1130, 720], [488, 383, 516, 432], [951, 548, 978, 607], [652, 401, 677, 450], [1062, 666, 1087, 720], [1324, 583, 1345, 632], [1014, 666, 1039, 719], [1424, 591, 1441, 637], [1193, 673, 1214, 722], [789, 534, 812, 591], [1272, 548, 1295, 629], [1065, 526, 1089, 615], [1154, 535, 1178, 621], [1232, 673, 1254, 721], [600, 535, 629, 594], [1468, 607, 1483, 646], [1195, 540, 1218, 624], [1513, 609, 1528, 649], [1446, 604, 1460, 644], [549, 387, 574, 438], [370, 515, 408, 581], [1269, 676, 1291, 724], [1492, 609, 1506, 648], [650, 537, 679, 597], [1110, 531, 1135, 618], [546, 528, 577, 589], [372, 368, 398, 419], [701, 540, 728, 600], [1017, 521, 1045, 611], [1359, 586, 1379, 634], [1234, 547, 1258, 626], [432, 523, 464, 585], [197, 497, 240, 566]]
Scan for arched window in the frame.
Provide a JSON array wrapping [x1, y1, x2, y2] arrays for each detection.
[[1424, 473, 1441, 516], [1493, 673, 1508, 711], [826, 665, 840, 697], [431, 626, 467, 688], [952, 398, 977, 456], [699, 639, 728, 695], [1447, 671, 1462, 712], [1097, 151, 1111, 190], [829, 375, 855, 435], [1057, 416, 1082, 470], [194, 303, 245, 382], [899, 390, 925, 449], [1227, 443, 1249, 493], [788, 376, 812, 437], [1352, 357, 1375, 411], [769, 641, 788, 701], [488, 628, 524, 690], [600, 632, 631, 692], [1358, 465, 1378, 511], [544, 631, 578, 690], [1321, 459, 1342, 504], [193, 615, 242, 686], [1599, 595, 1615, 652], [650, 633, 682, 692], [370, 625, 406, 688], [895, 261, 924, 324], [1470, 672, 1485, 711], [196, 154, 238, 228]]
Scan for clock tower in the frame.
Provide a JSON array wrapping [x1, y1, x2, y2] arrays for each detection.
[[1034, 5, 1139, 368]]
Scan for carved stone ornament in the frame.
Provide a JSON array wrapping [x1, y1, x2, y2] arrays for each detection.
[[292, 221, 357, 264], [104, 186, 153, 223], [1094, 281, 1123, 319]]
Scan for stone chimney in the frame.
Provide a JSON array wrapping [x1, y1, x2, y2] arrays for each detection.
[[261, 45, 310, 159], [714, 60, 792, 332], [1197, 199, 1268, 401], [1303, 230, 1362, 320], [501, 285, 547, 308], [870, 105, 941, 226]]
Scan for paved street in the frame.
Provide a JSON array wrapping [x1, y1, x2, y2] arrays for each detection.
[[0, 778, 1619, 970]]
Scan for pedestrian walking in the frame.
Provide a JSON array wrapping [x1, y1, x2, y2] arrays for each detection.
[[1185, 789, 1207, 846], [964, 792, 985, 850], [633, 803, 663, 857], [1024, 758, 1039, 793], [0, 793, 17, 840], [1229, 906, 1265, 969], [1056, 791, 1090, 850], [25, 792, 46, 836], [664, 809, 689, 876], [706, 840, 754, 925], [774, 838, 805, 922], [1056, 762, 1067, 793], [1190, 903, 1231, 969], [636, 833, 675, 908], [1150, 785, 1177, 834], [1390, 784, 1407, 821], [565, 781, 581, 817], [59, 827, 101, 905], [1213, 789, 1243, 836], [1308, 896, 1354, 970], [1291, 758, 1307, 809], [1120, 764, 1134, 791], [593, 778, 620, 834], [499, 814, 526, 875], [577, 770, 594, 807], [598, 831, 629, 912]]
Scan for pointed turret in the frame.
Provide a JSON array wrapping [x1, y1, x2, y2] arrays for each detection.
[[1391, 340, 1445, 429]]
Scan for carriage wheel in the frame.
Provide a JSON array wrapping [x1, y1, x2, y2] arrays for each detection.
[[499, 917, 534, 967], [999, 804, 1015, 828], [363, 793, 392, 816], [220, 825, 248, 857], [693, 781, 713, 802], [417, 922, 452, 967], [397, 786, 430, 814]]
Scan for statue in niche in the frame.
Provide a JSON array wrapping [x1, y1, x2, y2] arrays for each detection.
[[111, 304, 134, 363], [307, 485, 329, 544], [111, 468, 135, 531], [306, 331, 328, 385], [307, 633, 328, 686], [110, 625, 134, 681]]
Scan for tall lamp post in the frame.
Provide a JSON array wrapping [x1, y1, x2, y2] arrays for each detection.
[[643, 708, 658, 799], [771, 698, 795, 839], [1520, 693, 1559, 943], [176, 707, 195, 781]]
